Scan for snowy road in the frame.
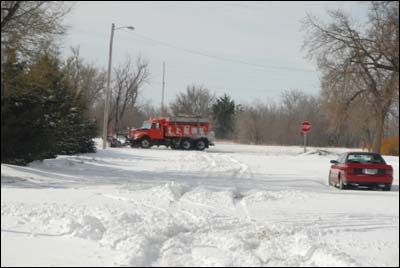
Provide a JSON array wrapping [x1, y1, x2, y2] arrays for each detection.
[[1, 143, 399, 266]]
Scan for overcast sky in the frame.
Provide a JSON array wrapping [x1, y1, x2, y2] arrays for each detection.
[[61, 1, 369, 106]]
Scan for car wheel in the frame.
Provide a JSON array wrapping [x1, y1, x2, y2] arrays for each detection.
[[339, 177, 346, 190], [328, 171, 332, 186], [383, 184, 392, 191]]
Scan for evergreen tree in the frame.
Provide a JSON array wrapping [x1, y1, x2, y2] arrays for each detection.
[[1, 52, 97, 165], [212, 94, 236, 139]]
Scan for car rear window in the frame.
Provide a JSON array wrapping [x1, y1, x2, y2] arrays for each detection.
[[346, 153, 386, 164]]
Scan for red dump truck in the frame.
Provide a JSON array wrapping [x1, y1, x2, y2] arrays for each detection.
[[129, 117, 215, 150]]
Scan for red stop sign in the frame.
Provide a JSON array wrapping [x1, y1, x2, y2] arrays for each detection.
[[301, 121, 312, 133]]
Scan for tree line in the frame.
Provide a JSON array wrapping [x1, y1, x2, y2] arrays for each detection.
[[163, 86, 397, 153], [1, 1, 398, 165]]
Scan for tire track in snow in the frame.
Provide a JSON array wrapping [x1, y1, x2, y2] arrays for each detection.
[[100, 187, 357, 266], [99, 187, 255, 266], [2, 186, 366, 267], [193, 152, 254, 180], [259, 209, 399, 236]]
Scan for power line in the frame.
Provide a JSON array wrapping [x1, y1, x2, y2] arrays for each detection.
[[160, 68, 319, 86], [145, 61, 319, 92], [143, 63, 319, 89], [148, 81, 318, 94], [118, 29, 320, 103], [121, 30, 317, 73]]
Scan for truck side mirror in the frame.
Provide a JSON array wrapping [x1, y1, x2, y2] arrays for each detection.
[[330, 160, 339, 164]]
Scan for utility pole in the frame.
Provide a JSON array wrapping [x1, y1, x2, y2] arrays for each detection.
[[102, 23, 134, 150], [102, 23, 115, 150], [161, 61, 165, 117]]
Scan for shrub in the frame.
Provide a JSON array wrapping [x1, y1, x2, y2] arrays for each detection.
[[380, 136, 399, 156]]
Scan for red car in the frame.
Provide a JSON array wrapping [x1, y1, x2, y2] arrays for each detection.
[[329, 152, 393, 191]]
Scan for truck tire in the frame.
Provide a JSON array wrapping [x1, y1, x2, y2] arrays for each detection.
[[181, 139, 192, 150], [140, 138, 152, 149], [171, 143, 179, 150], [195, 139, 207, 151], [130, 140, 138, 148]]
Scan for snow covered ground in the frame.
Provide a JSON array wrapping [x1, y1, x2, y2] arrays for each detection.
[[1, 142, 399, 267]]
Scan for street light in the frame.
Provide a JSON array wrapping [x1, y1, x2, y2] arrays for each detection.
[[102, 23, 135, 149]]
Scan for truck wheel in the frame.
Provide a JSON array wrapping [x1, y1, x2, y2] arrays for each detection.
[[140, 138, 151, 149], [170, 142, 179, 150], [195, 139, 206, 151], [130, 140, 139, 148], [181, 139, 192, 150]]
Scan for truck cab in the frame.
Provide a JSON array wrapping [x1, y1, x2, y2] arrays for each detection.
[[130, 118, 165, 143]]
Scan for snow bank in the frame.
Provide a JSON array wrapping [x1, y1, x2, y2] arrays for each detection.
[[1, 143, 398, 266]]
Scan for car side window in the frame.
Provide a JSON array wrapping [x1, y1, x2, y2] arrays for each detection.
[[373, 154, 385, 164], [338, 154, 345, 164]]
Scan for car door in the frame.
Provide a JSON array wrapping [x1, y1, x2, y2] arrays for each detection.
[[331, 153, 345, 184]]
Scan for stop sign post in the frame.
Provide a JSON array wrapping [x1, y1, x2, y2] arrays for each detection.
[[301, 121, 312, 153]]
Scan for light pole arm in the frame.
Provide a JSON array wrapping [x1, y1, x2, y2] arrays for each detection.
[[102, 23, 115, 149], [115, 25, 134, 30]]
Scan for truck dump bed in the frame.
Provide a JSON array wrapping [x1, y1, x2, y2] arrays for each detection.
[[163, 117, 209, 138]]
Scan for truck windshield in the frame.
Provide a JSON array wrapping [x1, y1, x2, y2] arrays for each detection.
[[142, 122, 151, 129]]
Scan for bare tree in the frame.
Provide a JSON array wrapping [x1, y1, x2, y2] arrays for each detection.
[[139, 100, 161, 119], [63, 47, 107, 109], [320, 63, 383, 148], [234, 90, 333, 147], [1, 1, 73, 58], [109, 56, 149, 133], [235, 103, 262, 145], [302, 1, 399, 152], [169, 85, 215, 117]]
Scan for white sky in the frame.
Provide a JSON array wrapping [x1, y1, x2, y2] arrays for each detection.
[[61, 1, 369, 106]]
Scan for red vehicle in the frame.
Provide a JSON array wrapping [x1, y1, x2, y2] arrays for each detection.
[[129, 116, 215, 150], [329, 152, 393, 191]]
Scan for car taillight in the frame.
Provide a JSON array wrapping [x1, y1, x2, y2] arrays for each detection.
[[387, 167, 393, 176]]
